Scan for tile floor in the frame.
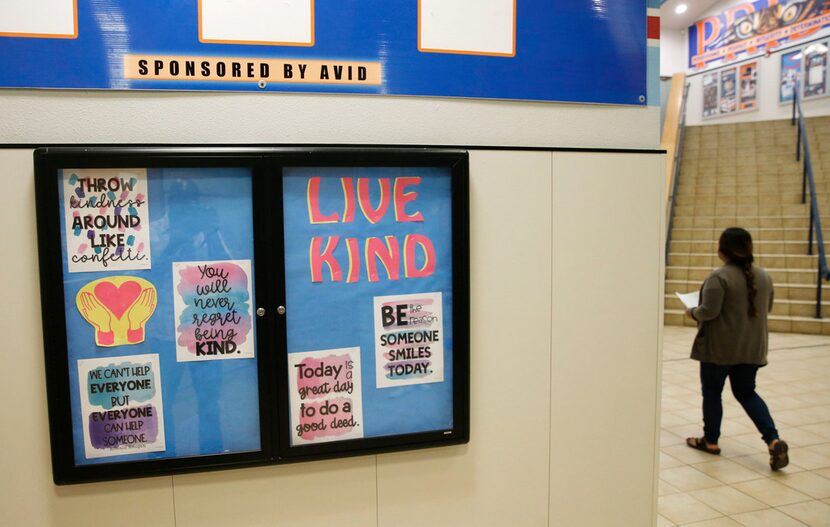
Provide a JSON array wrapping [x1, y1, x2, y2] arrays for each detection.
[[659, 326, 830, 527]]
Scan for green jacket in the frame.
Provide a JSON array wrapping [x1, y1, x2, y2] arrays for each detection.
[[690, 264, 774, 366]]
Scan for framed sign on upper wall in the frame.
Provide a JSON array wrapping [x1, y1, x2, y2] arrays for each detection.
[[689, 0, 830, 70], [0, 0, 647, 105]]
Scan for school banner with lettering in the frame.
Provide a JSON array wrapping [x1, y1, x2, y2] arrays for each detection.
[[689, 0, 830, 69], [0, 0, 647, 105]]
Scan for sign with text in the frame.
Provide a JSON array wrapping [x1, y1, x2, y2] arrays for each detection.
[[374, 292, 444, 388], [282, 165, 456, 444], [287, 347, 364, 446], [0, 1, 646, 105], [173, 259, 255, 362], [62, 168, 151, 273], [77, 354, 166, 459], [689, 0, 830, 69]]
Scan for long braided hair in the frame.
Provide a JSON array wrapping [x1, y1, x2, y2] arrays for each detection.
[[718, 227, 757, 317]]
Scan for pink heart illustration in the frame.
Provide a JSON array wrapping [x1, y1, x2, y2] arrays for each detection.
[[94, 280, 141, 319]]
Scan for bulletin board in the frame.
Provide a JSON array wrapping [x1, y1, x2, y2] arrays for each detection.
[[34, 147, 469, 484], [0, 0, 647, 105]]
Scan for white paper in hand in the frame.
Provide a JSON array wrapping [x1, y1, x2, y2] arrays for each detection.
[[675, 291, 700, 310]]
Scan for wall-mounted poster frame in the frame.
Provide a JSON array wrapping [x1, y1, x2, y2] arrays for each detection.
[[34, 147, 470, 484], [702, 71, 719, 119], [738, 62, 758, 111], [780, 49, 802, 105], [803, 41, 829, 100], [702, 61, 761, 119], [719, 67, 738, 115]]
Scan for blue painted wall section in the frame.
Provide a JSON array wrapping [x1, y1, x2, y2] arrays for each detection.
[[0, 0, 648, 105]]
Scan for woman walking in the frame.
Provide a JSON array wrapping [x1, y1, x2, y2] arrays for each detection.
[[684, 227, 789, 471]]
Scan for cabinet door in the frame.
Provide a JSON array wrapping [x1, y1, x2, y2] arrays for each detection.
[[276, 154, 469, 460], [41, 158, 272, 483]]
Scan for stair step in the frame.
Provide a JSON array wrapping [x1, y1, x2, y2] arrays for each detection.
[[671, 216, 810, 229], [669, 240, 829, 255], [664, 309, 830, 335], [666, 279, 830, 301], [663, 293, 830, 318], [668, 253, 821, 269], [666, 266, 822, 284], [670, 228, 812, 242], [674, 194, 830, 206]]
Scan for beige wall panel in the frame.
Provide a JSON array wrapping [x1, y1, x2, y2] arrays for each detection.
[[173, 458, 377, 527], [1, 148, 664, 527], [550, 152, 665, 527], [376, 150, 553, 527], [0, 149, 176, 527], [0, 91, 659, 149]]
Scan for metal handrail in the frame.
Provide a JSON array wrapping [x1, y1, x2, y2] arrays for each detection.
[[665, 82, 691, 265], [791, 90, 830, 319]]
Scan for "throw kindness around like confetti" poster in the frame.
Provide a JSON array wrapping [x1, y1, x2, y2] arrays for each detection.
[[63, 168, 151, 273]]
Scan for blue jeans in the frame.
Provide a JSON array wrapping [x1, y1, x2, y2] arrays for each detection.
[[700, 362, 779, 445]]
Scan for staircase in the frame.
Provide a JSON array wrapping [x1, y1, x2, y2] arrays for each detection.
[[664, 117, 830, 335]]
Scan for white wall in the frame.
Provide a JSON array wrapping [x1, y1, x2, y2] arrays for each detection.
[[0, 145, 665, 527], [0, 91, 660, 149], [661, 28, 687, 77]]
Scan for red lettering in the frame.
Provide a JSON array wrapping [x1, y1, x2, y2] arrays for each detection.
[[394, 177, 424, 222], [405, 234, 436, 278], [346, 237, 360, 283], [342, 178, 356, 223], [357, 178, 391, 224], [310, 236, 342, 282], [307, 177, 340, 224], [366, 236, 400, 282]]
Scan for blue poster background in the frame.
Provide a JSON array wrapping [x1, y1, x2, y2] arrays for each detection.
[[282, 167, 454, 439], [60, 167, 261, 466], [0, 1, 646, 105]]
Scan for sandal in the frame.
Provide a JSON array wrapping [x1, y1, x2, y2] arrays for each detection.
[[769, 440, 789, 471], [686, 436, 721, 455]]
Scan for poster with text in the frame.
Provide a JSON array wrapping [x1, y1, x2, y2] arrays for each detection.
[[739, 62, 758, 111], [804, 43, 828, 98], [720, 68, 738, 114], [374, 292, 444, 388], [77, 353, 166, 459], [688, 0, 830, 69], [780, 50, 802, 104], [287, 347, 364, 446], [703, 72, 719, 118], [282, 167, 455, 440], [172, 259, 255, 362], [63, 168, 151, 273]]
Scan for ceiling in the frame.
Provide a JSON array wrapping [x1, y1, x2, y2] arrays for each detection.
[[660, 0, 725, 31]]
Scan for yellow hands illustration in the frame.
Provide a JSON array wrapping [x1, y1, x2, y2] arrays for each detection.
[[76, 277, 157, 347], [127, 288, 157, 344], [80, 292, 114, 345]]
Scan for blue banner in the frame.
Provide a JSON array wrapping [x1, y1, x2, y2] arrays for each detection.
[[0, 0, 646, 105]]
